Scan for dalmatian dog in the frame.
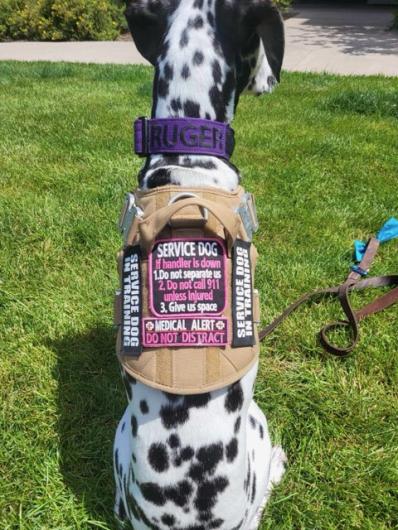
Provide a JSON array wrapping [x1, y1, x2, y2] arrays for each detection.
[[114, 1, 286, 528]]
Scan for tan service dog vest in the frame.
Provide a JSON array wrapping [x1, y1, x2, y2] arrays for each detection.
[[114, 185, 261, 394]]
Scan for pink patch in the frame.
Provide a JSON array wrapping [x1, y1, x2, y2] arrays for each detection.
[[142, 317, 228, 347], [148, 237, 227, 318]]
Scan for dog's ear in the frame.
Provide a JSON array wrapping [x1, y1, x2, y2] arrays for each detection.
[[244, 1, 285, 82], [125, 0, 168, 66]]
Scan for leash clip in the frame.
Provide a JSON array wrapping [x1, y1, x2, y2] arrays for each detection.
[[351, 265, 369, 277]]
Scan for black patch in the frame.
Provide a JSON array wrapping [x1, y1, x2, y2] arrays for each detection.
[[224, 382, 244, 413], [146, 168, 172, 188], [188, 442, 224, 484], [194, 476, 228, 512], [181, 159, 217, 170], [164, 62, 174, 81], [180, 29, 189, 48], [183, 100, 201, 117], [122, 246, 142, 356], [118, 497, 127, 520], [232, 239, 255, 347], [193, 51, 205, 66], [226, 438, 238, 462], [207, 11, 214, 27], [251, 472, 257, 504], [168, 433, 181, 448], [244, 456, 251, 493], [194, 0, 204, 7], [209, 85, 225, 122], [234, 416, 241, 434], [140, 482, 166, 506], [181, 446, 195, 461], [212, 60, 222, 84], [160, 404, 189, 429], [140, 400, 149, 414], [131, 415, 138, 437], [158, 77, 169, 98], [196, 443, 224, 474], [171, 97, 182, 112], [160, 39, 170, 61], [250, 415, 256, 428], [164, 392, 181, 402], [161, 513, 175, 526], [181, 64, 191, 79], [148, 443, 170, 473], [259, 424, 264, 439], [209, 519, 224, 528], [164, 480, 193, 507], [189, 15, 204, 29], [184, 393, 211, 409]]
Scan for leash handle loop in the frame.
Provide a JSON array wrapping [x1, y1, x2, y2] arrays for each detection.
[[258, 229, 398, 356]]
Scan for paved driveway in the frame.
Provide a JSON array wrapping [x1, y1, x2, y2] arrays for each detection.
[[284, 5, 398, 75], [0, 6, 397, 76]]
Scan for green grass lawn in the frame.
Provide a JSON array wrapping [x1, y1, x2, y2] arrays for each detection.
[[0, 61, 397, 530]]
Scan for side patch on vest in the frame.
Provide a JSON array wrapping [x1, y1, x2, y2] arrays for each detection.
[[232, 239, 255, 347], [122, 245, 142, 356], [149, 238, 226, 317], [143, 317, 228, 347]]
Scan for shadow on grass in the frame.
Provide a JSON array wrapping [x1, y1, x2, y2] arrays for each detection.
[[49, 324, 125, 529]]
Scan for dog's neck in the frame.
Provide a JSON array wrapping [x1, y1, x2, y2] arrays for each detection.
[[139, 0, 240, 191]]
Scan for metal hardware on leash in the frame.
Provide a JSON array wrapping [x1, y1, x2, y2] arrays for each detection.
[[258, 229, 398, 356]]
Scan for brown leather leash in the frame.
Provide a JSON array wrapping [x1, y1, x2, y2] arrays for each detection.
[[258, 237, 398, 356]]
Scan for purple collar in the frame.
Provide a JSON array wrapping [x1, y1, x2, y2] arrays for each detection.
[[134, 117, 235, 160]]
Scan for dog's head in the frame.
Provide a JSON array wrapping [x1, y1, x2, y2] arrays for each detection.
[[126, 0, 284, 122]]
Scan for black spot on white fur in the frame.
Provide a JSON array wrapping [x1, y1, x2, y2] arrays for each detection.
[[224, 382, 244, 413], [140, 400, 149, 414], [181, 64, 191, 79], [116, 1, 286, 526], [226, 438, 238, 462], [148, 443, 169, 472], [193, 50, 204, 66], [131, 415, 138, 437]]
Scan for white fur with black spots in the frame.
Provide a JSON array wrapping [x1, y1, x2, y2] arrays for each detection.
[[114, 1, 286, 528]]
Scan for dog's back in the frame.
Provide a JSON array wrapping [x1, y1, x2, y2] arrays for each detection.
[[114, 2, 286, 528]]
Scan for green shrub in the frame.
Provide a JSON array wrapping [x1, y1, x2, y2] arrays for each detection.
[[274, 0, 293, 10], [0, 0, 125, 41], [0, 0, 292, 41], [393, 12, 398, 30]]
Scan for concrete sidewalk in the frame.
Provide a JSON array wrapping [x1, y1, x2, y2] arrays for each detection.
[[0, 6, 397, 76]]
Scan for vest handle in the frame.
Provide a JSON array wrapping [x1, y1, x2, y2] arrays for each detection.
[[139, 197, 241, 252]]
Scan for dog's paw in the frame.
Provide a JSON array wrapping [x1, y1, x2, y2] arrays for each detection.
[[269, 445, 287, 486]]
